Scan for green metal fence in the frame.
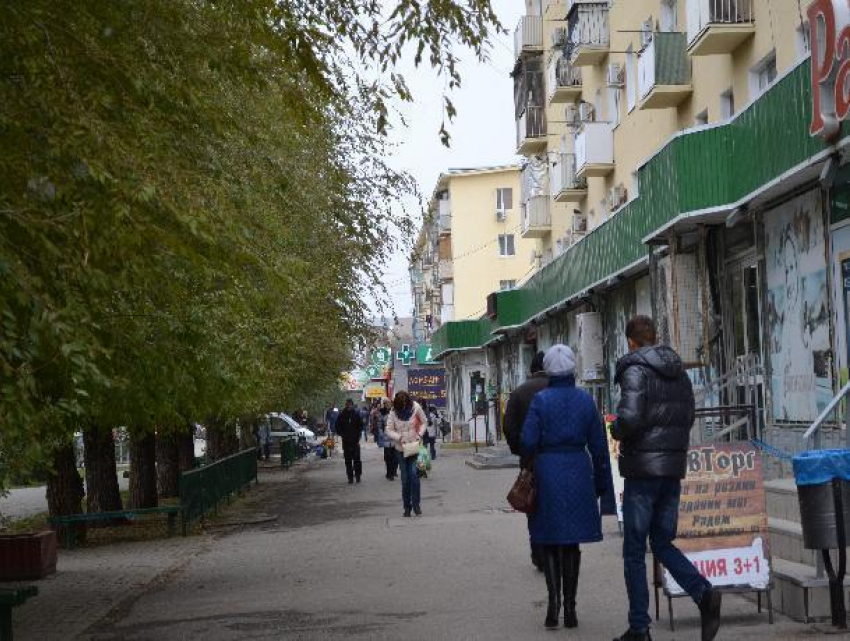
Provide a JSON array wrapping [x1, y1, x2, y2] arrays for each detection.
[[179, 447, 258, 530]]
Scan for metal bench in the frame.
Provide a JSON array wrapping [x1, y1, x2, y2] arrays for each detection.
[[48, 506, 183, 549], [0, 586, 37, 641]]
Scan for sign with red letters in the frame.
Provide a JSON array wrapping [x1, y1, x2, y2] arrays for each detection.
[[809, 0, 850, 140]]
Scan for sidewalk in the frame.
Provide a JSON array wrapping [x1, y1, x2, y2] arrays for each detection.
[[12, 443, 813, 639]]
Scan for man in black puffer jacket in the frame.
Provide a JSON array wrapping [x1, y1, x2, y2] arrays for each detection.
[[611, 316, 721, 641]]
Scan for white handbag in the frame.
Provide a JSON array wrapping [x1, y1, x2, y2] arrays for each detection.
[[402, 440, 420, 458]]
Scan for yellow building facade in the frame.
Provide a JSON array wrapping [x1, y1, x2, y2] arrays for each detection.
[[409, 166, 538, 338], [516, 0, 811, 265]]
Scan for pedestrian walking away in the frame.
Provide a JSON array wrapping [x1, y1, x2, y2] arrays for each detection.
[[385, 391, 428, 517], [423, 401, 438, 460], [326, 406, 339, 437], [376, 399, 398, 480], [611, 315, 722, 641], [359, 404, 371, 442], [256, 420, 272, 461], [521, 344, 610, 630], [503, 350, 548, 572], [336, 399, 364, 483]]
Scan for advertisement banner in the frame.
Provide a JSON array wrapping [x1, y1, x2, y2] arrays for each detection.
[[407, 368, 447, 408], [662, 444, 771, 596]]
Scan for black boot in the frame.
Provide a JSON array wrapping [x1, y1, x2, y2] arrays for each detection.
[[698, 588, 722, 641], [561, 545, 580, 628], [542, 546, 561, 629]]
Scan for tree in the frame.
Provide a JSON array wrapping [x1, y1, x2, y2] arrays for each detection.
[[0, 0, 500, 503]]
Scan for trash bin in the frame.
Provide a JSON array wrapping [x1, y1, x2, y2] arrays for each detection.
[[794, 449, 850, 549], [793, 448, 850, 629]]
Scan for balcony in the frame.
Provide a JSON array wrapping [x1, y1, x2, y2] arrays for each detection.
[[552, 153, 587, 202], [638, 33, 692, 109], [566, 1, 609, 66], [516, 105, 547, 155], [548, 55, 582, 104], [574, 122, 614, 179], [438, 199, 451, 234], [686, 0, 754, 56], [521, 196, 552, 239], [514, 15, 544, 59], [438, 259, 453, 281]]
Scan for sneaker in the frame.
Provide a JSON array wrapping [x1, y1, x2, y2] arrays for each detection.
[[403, 510, 411, 517], [613, 630, 652, 641], [699, 588, 722, 641], [413, 506, 422, 516], [355, 477, 361, 483]]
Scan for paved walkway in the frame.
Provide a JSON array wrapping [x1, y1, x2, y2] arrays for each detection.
[[11, 444, 814, 639]]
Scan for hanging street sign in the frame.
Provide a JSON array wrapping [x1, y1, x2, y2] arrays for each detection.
[[372, 347, 392, 366], [416, 344, 438, 365], [396, 344, 415, 366]]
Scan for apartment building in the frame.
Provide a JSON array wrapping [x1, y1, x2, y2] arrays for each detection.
[[409, 166, 535, 342], [435, 0, 850, 620]]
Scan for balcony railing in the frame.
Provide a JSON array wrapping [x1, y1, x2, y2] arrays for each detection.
[[552, 153, 587, 201], [514, 15, 544, 59], [521, 196, 552, 238], [575, 122, 614, 178], [438, 259, 453, 281], [548, 55, 582, 103], [637, 33, 692, 109], [686, 0, 754, 54], [516, 105, 547, 153], [566, 1, 609, 65]]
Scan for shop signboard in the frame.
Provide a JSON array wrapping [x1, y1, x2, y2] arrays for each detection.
[[416, 344, 438, 365], [662, 444, 771, 596], [363, 381, 387, 400], [342, 369, 369, 392], [407, 368, 447, 408], [808, 0, 850, 140]]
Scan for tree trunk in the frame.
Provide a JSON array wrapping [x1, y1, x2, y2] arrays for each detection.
[[46, 441, 86, 544], [206, 418, 226, 461], [156, 430, 180, 498], [82, 423, 123, 513], [128, 431, 158, 509], [178, 424, 195, 472], [223, 421, 239, 456], [239, 418, 256, 451]]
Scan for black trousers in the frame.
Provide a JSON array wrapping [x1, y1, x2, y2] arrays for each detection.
[[343, 442, 362, 480], [383, 446, 399, 478]]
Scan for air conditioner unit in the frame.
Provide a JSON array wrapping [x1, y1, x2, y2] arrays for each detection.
[[606, 63, 624, 87], [564, 104, 579, 125], [573, 212, 588, 234], [551, 27, 567, 48], [496, 209, 507, 222], [579, 102, 595, 122]]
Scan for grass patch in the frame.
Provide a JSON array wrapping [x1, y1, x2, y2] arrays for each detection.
[[0, 512, 49, 535]]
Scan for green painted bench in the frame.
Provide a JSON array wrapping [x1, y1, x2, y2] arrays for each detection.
[[49, 506, 183, 549], [0, 586, 37, 641]]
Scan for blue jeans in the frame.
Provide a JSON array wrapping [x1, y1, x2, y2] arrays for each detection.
[[396, 451, 421, 511], [623, 477, 710, 632]]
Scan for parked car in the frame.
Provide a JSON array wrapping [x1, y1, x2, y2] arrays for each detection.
[[269, 412, 317, 444]]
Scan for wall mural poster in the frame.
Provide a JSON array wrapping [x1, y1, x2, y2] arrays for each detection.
[[764, 190, 832, 422]]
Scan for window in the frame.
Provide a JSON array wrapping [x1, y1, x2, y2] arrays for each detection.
[[631, 170, 640, 199], [660, 0, 677, 33], [626, 45, 637, 112], [498, 234, 516, 257], [749, 50, 778, 98], [500, 280, 517, 291], [720, 88, 735, 119], [695, 109, 708, 126], [496, 187, 513, 212]]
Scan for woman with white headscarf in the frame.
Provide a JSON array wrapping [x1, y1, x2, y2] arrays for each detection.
[[521, 344, 611, 629]]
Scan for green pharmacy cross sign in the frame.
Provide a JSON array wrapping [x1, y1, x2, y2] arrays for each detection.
[[396, 344, 415, 366]]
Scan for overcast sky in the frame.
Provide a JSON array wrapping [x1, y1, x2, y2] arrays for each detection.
[[375, 0, 524, 319]]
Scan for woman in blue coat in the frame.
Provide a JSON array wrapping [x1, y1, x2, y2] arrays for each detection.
[[521, 344, 610, 629]]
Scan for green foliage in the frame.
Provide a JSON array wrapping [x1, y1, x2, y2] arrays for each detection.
[[0, 0, 498, 488]]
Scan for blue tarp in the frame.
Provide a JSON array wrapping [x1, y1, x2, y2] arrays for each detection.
[[793, 449, 850, 486]]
